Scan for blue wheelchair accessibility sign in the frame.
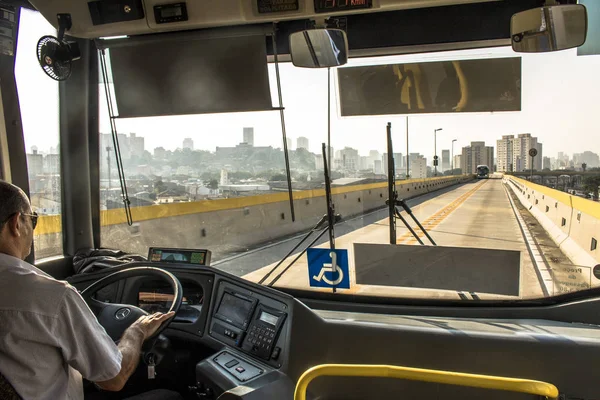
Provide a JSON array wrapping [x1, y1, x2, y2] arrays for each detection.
[[307, 248, 350, 289]]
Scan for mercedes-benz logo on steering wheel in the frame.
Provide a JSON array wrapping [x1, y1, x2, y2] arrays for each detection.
[[115, 308, 131, 320]]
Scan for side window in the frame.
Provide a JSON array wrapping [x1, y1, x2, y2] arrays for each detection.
[[15, 9, 62, 259]]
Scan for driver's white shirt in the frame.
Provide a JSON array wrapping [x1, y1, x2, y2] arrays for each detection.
[[0, 253, 123, 399]]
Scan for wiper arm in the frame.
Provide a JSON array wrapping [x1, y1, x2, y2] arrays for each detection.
[[322, 142, 338, 293], [385, 122, 435, 246], [262, 143, 340, 288], [259, 214, 328, 285], [265, 215, 341, 287]]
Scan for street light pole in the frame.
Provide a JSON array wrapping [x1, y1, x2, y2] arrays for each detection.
[[434, 128, 443, 176], [451, 139, 457, 175]]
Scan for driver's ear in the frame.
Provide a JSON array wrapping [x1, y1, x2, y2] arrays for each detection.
[[7, 213, 23, 238]]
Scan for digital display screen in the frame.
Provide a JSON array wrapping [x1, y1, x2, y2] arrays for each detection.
[[257, 0, 299, 13], [216, 293, 254, 328], [160, 6, 182, 18], [259, 311, 279, 326], [314, 0, 372, 13], [149, 248, 209, 265]]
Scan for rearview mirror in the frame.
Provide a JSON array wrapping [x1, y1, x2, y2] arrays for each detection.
[[289, 29, 348, 68], [511, 4, 587, 53]]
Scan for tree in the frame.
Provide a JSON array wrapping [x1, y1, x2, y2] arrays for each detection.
[[153, 179, 166, 194], [207, 179, 219, 190], [583, 176, 600, 201]]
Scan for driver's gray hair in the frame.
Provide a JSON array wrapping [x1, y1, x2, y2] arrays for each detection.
[[0, 180, 30, 232]]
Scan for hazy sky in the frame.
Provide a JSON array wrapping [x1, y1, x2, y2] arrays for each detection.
[[15, 8, 600, 163]]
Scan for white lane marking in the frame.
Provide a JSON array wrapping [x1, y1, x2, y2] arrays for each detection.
[[503, 183, 553, 297]]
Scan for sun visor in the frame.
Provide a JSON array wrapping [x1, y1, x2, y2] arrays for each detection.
[[99, 27, 274, 118], [338, 57, 521, 116]]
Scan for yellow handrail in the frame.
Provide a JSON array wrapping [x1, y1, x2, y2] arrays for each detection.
[[294, 364, 559, 400]]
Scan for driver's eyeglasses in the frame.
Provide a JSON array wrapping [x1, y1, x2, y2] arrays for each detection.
[[20, 212, 38, 230], [2, 212, 38, 230]]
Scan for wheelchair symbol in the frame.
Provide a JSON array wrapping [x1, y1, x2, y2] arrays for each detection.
[[312, 251, 344, 286]]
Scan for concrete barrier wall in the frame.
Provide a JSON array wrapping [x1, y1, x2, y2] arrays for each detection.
[[34, 176, 473, 259], [506, 176, 600, 268]]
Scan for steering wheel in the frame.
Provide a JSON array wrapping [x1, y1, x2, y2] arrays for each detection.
[[81, 266, 183, 346]]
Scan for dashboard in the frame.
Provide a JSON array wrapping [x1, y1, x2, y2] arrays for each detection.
[[132, 274, 289, 369], [82, 263, 295, 395], [209, 280, 287, 366], [67, 261, 600, 400]]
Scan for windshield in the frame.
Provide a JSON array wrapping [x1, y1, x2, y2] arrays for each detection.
[[25, 29, 600, 301]]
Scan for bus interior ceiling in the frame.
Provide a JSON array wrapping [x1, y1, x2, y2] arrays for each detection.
[[2, 0, 600, 400]]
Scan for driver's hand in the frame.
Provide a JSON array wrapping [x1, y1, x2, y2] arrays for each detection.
[[131, 311, 175, 340]]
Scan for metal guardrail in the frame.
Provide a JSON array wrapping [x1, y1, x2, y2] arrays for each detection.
[[294, 364, 559, 400]]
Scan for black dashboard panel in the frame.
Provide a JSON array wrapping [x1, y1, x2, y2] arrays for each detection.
[[66, 262, 600, 400], [208, 277, 290, 369]]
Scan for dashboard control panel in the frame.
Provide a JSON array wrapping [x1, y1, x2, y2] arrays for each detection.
[[242, 304, 286, 360], [213, 351, 263, 382], [210, 280, 288, 365]]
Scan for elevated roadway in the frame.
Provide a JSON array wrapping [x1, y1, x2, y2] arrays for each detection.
[[216, 178, 575, 300]]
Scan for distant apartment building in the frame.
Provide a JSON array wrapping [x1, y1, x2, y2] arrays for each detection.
[[453, 155, 462, 172], [338, 147, 359, 171], [382, 153, 403, 175], [130, 133, 145, 156], [373, 159, 383, 174], [243, 127, 254, 146], [543, 156, 551, 170], [297, 136, 309, 150], [461, 141, 494, 174], [410, 154, 427, 179], [496, 133, 542, 172], [573, 151, 600, 168], [101, 133, 134, 160], [27, 147, 43, 176]]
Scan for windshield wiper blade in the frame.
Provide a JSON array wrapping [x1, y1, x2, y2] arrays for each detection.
[[263, 143, 340, 288], [259, 215, 327, 285], [263, 213, 342, 287], [385, 122, 435, 246], [272, 29, 295, 222], [322, 142, 338, 293], [99, 49, 132, 225]]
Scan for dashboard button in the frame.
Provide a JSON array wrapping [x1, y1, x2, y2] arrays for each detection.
[[272, 346, 281, 360], [235, 366, 246, 373], [225, 360, 239, 368]]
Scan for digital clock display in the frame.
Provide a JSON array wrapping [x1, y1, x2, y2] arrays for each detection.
[[314, 0, 372, 13], [257, 0, 299, 14], [154, 2, 188, 24], [160, 6, 182, 18]]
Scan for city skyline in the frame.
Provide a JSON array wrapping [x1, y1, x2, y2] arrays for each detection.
[[26, 133, 597, 170]]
